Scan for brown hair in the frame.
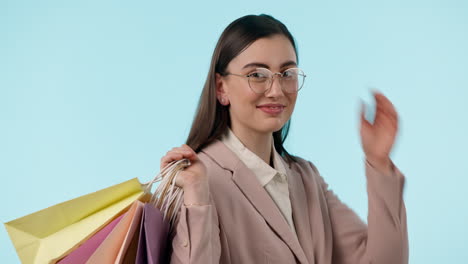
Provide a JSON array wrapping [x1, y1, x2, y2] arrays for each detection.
[[185, 14, 298, 164]]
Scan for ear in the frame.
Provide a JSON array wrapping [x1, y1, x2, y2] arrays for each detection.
[[215, 73, 229, 106]]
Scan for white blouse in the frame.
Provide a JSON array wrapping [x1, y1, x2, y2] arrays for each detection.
[[220, 128, 298, 238]]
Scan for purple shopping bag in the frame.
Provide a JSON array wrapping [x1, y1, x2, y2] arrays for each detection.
[[136, 203, 170, 264]]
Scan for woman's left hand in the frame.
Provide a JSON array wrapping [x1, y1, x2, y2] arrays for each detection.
[[360, 91, 399, 172]]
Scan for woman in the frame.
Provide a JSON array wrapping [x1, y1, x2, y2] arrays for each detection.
[[161, 14, 408, 264]]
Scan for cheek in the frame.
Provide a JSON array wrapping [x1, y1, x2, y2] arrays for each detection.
[[228, 87, 261, 116], [286, 95, 298, 114], [234, 96, 261, 116]]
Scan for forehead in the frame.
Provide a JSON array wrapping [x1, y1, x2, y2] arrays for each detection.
[[228, 34, 297, 71]]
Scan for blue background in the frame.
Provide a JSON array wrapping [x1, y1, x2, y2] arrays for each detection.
[[1, 0, 467, 263]]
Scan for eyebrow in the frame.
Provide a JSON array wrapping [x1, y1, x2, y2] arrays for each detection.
[[242, 60, 297, 70]]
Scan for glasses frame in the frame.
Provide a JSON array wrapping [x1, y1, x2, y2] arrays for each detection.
[[223, 67, 307, 94]]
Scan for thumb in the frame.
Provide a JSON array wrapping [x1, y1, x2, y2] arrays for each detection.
[[360, 100, 372, 132]]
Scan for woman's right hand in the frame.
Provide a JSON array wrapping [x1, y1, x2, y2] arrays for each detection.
[[160, 144, 210, 205]]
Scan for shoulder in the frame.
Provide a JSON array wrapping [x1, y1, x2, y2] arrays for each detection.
[[288, 155, 330, 192], [197, 150, 225, 169], [287, 155, 321, 175], [196, 149, 234, 183], [287, 155, 329, 187]]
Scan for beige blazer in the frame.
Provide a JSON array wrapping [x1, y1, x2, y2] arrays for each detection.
[[170, 139, 408, 264]]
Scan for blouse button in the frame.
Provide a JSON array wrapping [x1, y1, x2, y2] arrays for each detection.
[[183, 240, 189, 247]]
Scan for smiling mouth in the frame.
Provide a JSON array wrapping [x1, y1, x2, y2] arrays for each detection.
[[258, 106, 284, 109], [257, 105, 285, 114]]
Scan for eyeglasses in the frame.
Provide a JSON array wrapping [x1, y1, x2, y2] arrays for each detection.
[[223, 67, 306, 94]]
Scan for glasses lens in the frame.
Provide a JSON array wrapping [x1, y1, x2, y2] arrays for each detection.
[[248, 68, 271, 93], [281, 68, 305, 93]]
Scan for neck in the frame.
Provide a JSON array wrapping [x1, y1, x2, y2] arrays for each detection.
[[230, 125, 272, 165]]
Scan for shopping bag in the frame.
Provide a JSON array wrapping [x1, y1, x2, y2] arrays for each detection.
[[120, 214, 141, 264], [148, 158, 189, 224], [86, 200, 144, 264], [4, 178, 145, 264], [131, 159, 189, 264], [6, 158, 190, 264], [136, 203, 170, 264], [57, 213, 126, 264]]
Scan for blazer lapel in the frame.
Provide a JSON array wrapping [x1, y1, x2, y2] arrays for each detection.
[[202, 140, 309, 264], [285, 163, 316, 264]]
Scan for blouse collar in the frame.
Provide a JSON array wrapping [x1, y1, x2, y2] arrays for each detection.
[[220, 128, 288, 186]]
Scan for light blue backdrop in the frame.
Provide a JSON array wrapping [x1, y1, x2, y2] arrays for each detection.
[[1, 0, 467, 263]]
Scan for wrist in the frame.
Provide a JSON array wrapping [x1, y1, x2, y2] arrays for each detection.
[[366, 156, 392, 173]]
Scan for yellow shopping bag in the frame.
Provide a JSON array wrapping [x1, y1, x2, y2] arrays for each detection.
[[4, 178, 147, 264]]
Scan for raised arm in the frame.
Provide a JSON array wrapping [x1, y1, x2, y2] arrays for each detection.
[[160, 144, 221, 263], [320, 91, 408, 263], [312, 160, 408, 264]]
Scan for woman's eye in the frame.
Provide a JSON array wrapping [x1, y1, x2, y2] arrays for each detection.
[[282, 71, 293, 77], [249, 72, 266, 78], [282, 70, 297, 78]]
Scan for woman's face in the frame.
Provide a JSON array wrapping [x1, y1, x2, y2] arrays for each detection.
[[216, 34, 298, 135]]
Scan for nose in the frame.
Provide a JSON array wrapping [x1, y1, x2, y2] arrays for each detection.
[[264, 74, 284, 97]]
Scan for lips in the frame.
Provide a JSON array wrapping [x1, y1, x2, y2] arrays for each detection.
[[257, 104, 286, 115]]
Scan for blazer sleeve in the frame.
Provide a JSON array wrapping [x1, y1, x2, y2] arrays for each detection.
[[311, 160, 409, 264], [170, 195, 221, 264]]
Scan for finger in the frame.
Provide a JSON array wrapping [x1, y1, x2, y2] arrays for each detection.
[[170, 147, 194, 156], [375, 100, 398, 122], [374, 113, 399, 132], [364, 101, 398, 131], [360, 100, 372, 130], [160, 154, 183, 168], [180, 144, 199, 160], [375, 106, 398, 121], [372, 90, 392, 104], [169, 148, 197, 162], [181, 144, 197, 155], [375, 107, 398, 122], [375, 104, 399, 124], [376, 108, 398, 122], [374, 92, 397, 115], [160, 152, 190, 169], [160, 146, 197, 167], [376, 101, 397, 118], [163, 150, 193, 162]]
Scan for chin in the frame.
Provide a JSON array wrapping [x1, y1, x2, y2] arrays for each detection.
[[257, 121, 287, 134]]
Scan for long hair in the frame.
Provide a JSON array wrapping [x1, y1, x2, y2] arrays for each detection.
[[185, 14, 298, 165]]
